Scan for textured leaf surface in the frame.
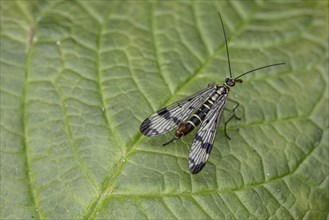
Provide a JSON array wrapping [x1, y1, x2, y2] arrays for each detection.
[[1, 1, 328, 219]]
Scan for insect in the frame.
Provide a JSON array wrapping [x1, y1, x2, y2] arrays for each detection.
[[140, 11, 285, 174]]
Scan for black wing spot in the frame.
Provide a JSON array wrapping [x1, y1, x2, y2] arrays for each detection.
[[190, 161, 205, 174], [201, 142, 210, 149], [172, 117, 182, 125], [202, 143, 212, 154], [163, 112, 171, 120], [157, 108, 169, 116], [140, 118, 151, 132], [140, 118, 161, 136], [195, 134, 203, 142]]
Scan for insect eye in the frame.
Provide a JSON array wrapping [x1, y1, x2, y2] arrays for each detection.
[[225, 78, 235, 87]]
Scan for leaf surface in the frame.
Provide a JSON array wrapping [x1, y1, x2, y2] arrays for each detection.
[[1, 1, 328, 219]]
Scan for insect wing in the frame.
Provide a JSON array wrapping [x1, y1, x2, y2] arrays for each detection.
[[188, 94, 227, 174], [140, 85, 217, 136]]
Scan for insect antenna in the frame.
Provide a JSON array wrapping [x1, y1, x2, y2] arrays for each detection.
[[218, 11, 232, 78], [234, 62, 285, 80]]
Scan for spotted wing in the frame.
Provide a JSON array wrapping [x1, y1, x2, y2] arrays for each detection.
[[188, 94, 227, 174], [140, 85, 217, 136]]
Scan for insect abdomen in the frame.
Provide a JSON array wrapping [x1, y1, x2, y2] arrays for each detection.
[[189, 109, 207, 127], [175, 90, 224, 138]]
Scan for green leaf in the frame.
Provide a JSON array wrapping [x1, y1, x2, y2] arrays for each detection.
[[1, 1, 328, 219]]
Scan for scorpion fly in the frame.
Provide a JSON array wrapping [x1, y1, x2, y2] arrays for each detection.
[[140, 11, 285, 174]]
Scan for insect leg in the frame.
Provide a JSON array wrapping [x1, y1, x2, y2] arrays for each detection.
[[224, 98, 241, 139], [226, 98, 241, 120]]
